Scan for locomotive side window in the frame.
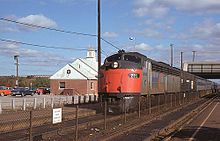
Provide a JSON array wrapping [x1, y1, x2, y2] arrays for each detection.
[[124, 55, 141, 63], [106, 54, 121, 62]]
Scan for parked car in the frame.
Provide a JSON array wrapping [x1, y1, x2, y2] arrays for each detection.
[[0, 86, 11, 96], [11, 87, 35, 96], [36, 87, 50, 95]]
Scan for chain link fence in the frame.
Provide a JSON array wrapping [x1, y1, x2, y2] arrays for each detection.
[[0, 91, 209, 141]]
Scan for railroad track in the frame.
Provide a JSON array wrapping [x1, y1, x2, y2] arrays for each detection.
[[154, 94, 218, 141], [88, 94, 216, 141]]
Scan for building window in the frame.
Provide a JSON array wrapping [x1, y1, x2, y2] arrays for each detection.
[[59, 82, 65, 89], [90, 82, 94, 90]]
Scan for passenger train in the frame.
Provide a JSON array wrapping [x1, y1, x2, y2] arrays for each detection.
[[98, 50, 217, 111]]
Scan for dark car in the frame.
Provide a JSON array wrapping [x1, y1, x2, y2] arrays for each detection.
[[11, 87, 35, 96]]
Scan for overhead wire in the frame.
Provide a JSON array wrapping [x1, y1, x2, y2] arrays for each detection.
[[0, 38, 88, 51], [0, 37, 108, 56], [0, 17, 97, 37], [0, 17, 121, 50]]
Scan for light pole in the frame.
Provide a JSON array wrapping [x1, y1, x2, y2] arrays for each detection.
[[170, 44, 174, 67], [129, 37, 136, 51], [14, 55, 19, 87], [192, 51, 196, 62], [180, 52, 183, 70]]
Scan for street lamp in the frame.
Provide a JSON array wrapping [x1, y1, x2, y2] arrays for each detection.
[[170, 44, 174, 67], [129, 37, 136, 51], [180, 52, 183, 70], [192, 51, 196, 62], [14, 55, 19, 87]]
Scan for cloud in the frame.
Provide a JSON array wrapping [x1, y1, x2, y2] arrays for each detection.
[[0, 23, 18, 32], [17, 14, 57, 30], [177, 19, 220, 45], [0, 42, 41, 57], [133, 0, 220, 17], [191, 20, 220, 42], [165, 0, 220, 13], [0, 14, 57, 32], [0, 42, 70, 67], [133, 0, 169, 18], [103, 32, 118, 38], [137, 28, 163, 38], [135, 43, 153, 51]]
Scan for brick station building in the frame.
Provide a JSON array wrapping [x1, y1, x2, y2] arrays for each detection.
[[50, 48, 98, 95]]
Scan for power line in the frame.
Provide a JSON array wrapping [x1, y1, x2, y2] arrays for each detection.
[[0, 17, 97, 37], [101, 38, 120, 50], [0, 17, 121, 50], [0, 37, 108, 56], [0, 38, 88, 51]]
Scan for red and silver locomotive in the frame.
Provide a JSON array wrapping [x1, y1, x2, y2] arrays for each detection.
[[98, 50, 216, 112]]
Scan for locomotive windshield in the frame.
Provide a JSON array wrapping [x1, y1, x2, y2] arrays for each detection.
[[124, 55, 141, 64], [106, 54, 122, 62]]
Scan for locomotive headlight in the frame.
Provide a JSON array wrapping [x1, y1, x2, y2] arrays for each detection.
[[112, 61, 119, 68]]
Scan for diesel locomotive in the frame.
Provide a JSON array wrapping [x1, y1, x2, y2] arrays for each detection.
[[98, 50, 217, 111]]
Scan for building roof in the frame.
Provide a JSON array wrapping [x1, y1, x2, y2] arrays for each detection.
[[50, 49, 98, 80]]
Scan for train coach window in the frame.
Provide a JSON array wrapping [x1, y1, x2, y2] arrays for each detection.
[[124, 55, 141, 63], [106, 54, 122, 62]]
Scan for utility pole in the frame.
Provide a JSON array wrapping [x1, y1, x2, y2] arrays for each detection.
[[180, 52, 183, 70], [97, 0, 101, 70], [14, 55, 19, 87], [170, 44, 173, 67], [97, 0, 102, 104], [192, 51, 196, 62]]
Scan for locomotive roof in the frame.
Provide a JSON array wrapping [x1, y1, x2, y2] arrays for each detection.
[[114, 51, 181, 75], [106, 51, 212, 82]]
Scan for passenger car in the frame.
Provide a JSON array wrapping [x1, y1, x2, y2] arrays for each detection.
[[0, 86, 11, 96], [11, 87, 35, 96], [36, 87, 50, 95]]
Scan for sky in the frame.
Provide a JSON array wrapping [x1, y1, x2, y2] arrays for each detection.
[[0, 0, 220, 81]]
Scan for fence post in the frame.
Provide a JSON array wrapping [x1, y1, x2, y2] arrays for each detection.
[[75, 105, 79, 141], [72, 96, 75, 104], [34, 98, 37, 109], [104, 100, 107, 130], [23, 98, 26, 111], [157, 95, 160, 112], [78, 96, 81, 104], [29, 111, 33, 141], [51, 98, 54, 108], [94, 95, 97, 102], [170, 94, 173, 108], [43, 98, 46, 109], [89, 95, 92, 103], [138, 96, 141, 118], [0, 100, 2, 114], [149, 94, 151, 114], [164, 93, 167, 108], [123, 98, 126, 123], [59, 97, 62, 107], [12, 99, 15, 110]]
